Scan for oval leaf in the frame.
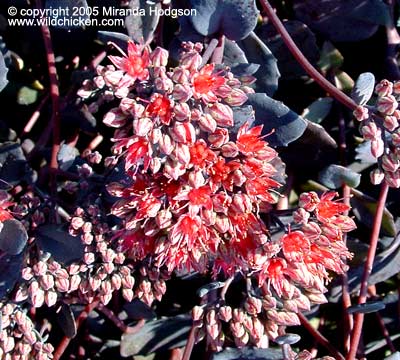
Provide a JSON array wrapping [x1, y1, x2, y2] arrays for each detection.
[[351, 189, 396, 237], [247, 93, 307, 147], [189, 0, 258, 41], [0, 219, 28, 255], [0, 254, 23, 298], [120, 314, 191, 356], [36, 225, 84, 264], [211, 347, 283, 360], [352, 72, 375, 105], [123, 299, 156, 320], [237, 32, 280, 96], [347, 300, 385, 314], [125, 0, 160, 44], [0, 51, 8, 93], [274, 333, 301, 345], [197, 281, 225, 298], [318, 164, 361, 189], [223, 40, 248, 66], [302, 97, 333, 124], [294, 0, 390, 42], [57, 303, 77, 338]]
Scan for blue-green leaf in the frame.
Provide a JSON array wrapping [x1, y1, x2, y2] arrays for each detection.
[[246, 93, 307, 147], [188, 0, 258, 41]]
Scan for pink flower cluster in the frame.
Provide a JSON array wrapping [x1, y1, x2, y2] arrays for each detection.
[[89, 41, 279, 276], [191, 191, 354, 351], [354, 79, 400, 187], [0, 303, 54, 360]]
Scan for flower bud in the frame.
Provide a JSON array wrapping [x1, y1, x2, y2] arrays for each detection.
[[150, 47, 169, 67], [103, 108, 127, 128], [383, 115, 399, 131], [224, 88, 248, 106], [377, 95, 398, 115], [375, 79, 393, 97], [206, 103, 234, 127], [353, 105, 369, 121]]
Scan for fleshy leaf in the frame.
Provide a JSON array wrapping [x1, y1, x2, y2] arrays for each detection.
[[347, 301, 386, 314], [246, 93, 307, 147], [294, 0, 390, 42], [36, 224, 84, 264], [302, 97, 333, 124], [120, 314, 191, 356], [123, 299, 156, 320], [0, 51, 8, 93], [232, 105, 255, 134], [197, 281, 225, 298], [125, 0, 160, 44], [223, 40, 248, 66], [188, 0, 258, 41], [57, 144, 79, 171], [0, 219, 28, 255], [318, 164, 361, 189], [210, 347, 283, 360], [259, 20, 319, 80], [57, 304, 77, 338], [0, 254, 23, 298], [274, 333, 301, 345], [237, 32, 280, 96], [351, 189, 396, 237], [351, 72, 375, 105], [97, 31, 131, 51]]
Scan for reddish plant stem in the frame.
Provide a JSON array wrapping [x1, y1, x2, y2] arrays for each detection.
[[259, 0, 357, 111], [97, 302, 127, 332], [20, 93, 49, 137], [337, 105, 354, 351], [347, 182, 390, 360], [53, 301, 99, 360], [182, 325, 197, 360], [298, 313, 345, 360], [200, 38, 219, 68], [210, 35, 225, 65], [37, 0, 61, 217]]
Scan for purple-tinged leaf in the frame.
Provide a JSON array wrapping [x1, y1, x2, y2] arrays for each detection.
[[120, 314, 192, 356], [123, 299, 156, 320], [246, 93, 307, 147], [188, 0, 258, 41], [0, 219, 28, 255], [0, 254, 23, 298], [237, 32, 280, 96], [36, 225, 84, 264], [318, 164, 361, 189], [125, 0, 160, 44], [211, 347, 283, 360], [274, 333, 301, 345], [57, 303, 77, 338], [347, 301, 386, 314]]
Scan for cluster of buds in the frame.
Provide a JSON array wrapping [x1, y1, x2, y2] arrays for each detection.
[[134, 266, 168, 306], [353, 79, 400, 187], [0, 303, 54, 360], [68, 205, 135, 304], [190, 191, 354, 350], [11, 192, 45, 230]]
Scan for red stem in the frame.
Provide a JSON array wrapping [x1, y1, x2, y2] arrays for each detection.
[[337, 105, 354, 351], [37, 0, 60, 209], [97, 302, 127, 332], [298, 313, 345, 360], [347, 183, 390, 359], [182, 325, 197, 360], [259, 0, 358, 111], [210, 35, 225, 65], [20, 93, 49, 137], [53, 301, 99, 360]]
